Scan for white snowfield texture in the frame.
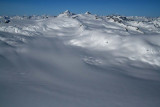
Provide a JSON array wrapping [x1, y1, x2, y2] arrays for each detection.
[[0, 11, 160, 107]]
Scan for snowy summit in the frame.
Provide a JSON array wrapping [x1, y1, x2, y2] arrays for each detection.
[[85, 11, 91, 15], [58, 10, 75, 17]]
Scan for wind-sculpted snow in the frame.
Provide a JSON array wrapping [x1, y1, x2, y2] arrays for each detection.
[[0, 11, 160, 107]]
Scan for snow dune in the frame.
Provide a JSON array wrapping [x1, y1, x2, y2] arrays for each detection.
[[0, 11, 160, 107]]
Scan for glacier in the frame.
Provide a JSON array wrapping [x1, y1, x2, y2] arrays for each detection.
[[0, 11, 160, 107]]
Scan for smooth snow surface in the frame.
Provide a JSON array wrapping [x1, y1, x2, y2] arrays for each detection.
[[0, 12, 160, 107]]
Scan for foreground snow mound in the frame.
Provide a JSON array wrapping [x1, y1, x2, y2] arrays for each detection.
[[0, 12, 160, 107]]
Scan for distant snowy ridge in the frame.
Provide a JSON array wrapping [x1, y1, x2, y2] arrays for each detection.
[[0, 11, 160, 35]]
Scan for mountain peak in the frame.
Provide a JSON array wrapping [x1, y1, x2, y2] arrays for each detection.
[[85, 11, 91, 15], [64, 10, 71, 14], [58, 10, 75, 17]]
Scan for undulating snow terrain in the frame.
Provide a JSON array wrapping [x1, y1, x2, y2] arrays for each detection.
[[0, 10, 160, 107]]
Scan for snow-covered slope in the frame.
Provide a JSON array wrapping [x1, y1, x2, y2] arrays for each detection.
[[0, 11, 160, 107]]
